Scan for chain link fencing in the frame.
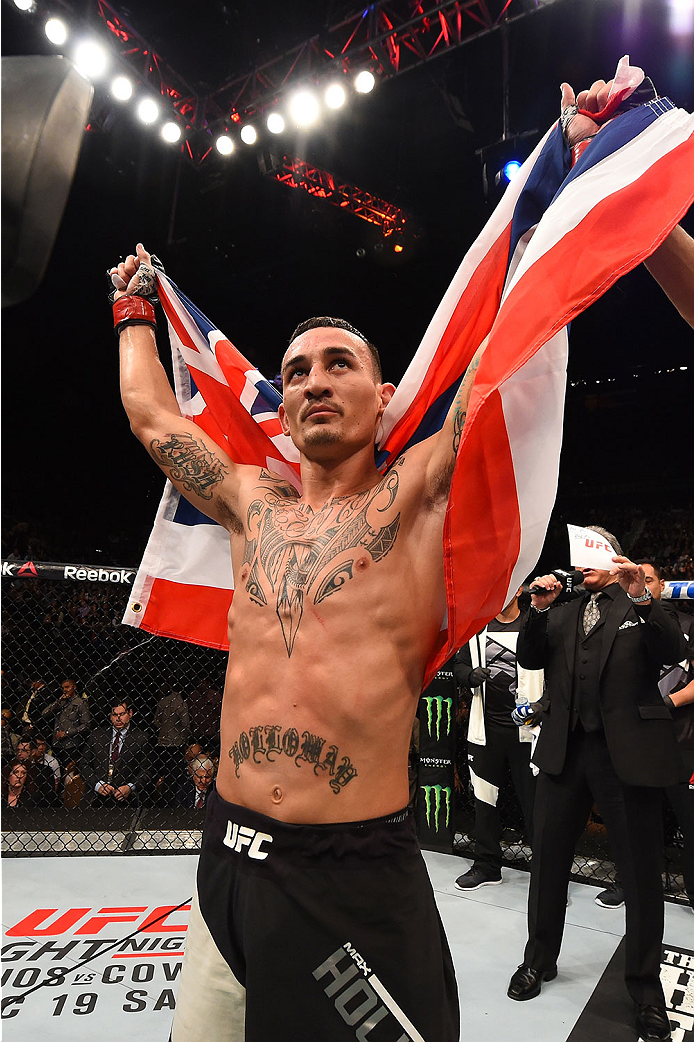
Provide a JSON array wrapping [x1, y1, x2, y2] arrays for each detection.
[[0, 567, 690, 904]]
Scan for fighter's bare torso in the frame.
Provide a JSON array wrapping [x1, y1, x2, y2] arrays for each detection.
[[219, 448, 447, 822]]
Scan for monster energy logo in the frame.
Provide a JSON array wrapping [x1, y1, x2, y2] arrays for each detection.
[[423, 696, 453, 740], [421, 785, 451, 833]]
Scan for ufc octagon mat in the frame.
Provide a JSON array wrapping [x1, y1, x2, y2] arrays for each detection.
[[2, 851, 692, 1041]]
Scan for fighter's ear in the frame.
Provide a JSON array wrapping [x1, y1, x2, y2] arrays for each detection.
[[378, 382, 396, 409], [278, 402, 290, 435]]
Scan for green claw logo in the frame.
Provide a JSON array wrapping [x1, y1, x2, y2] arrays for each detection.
[[421, 785, 451, 833], [423, 696, 453, 740]]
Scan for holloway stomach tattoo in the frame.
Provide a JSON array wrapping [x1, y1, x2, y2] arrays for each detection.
[[228, 724, 358, 794]]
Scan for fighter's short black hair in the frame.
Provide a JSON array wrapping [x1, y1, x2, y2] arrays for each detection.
[[287, 316, 382, 382]]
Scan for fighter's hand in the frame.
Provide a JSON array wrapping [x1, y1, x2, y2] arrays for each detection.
[[109, 244, 156, 300], [560, 79, 614, 146], [114, 784, 132, 801], [530, 573, 562, 610], [610, 556, 647, 599]]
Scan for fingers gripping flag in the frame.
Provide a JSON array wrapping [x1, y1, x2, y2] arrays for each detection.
[[124, 68, 694, 684]]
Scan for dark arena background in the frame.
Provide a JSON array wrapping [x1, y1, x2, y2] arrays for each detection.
[[2, 0, 693, 1039]]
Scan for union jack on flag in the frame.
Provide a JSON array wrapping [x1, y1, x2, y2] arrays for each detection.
[[124, 59, 694, 685]]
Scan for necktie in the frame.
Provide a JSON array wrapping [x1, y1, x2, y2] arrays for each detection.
[[195, 792, 204, 809], [110, 732, 122, 765], [583, 592, 601, 635]]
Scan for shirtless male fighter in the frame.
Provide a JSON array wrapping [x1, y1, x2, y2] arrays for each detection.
[[110, 73, 692, 1042]]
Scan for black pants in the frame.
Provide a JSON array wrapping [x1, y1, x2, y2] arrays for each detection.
[[173, 789, 460, 1041], [467, 722, 536, 873], [525, 726, 666, 1007], [665, 747, 694, 901]]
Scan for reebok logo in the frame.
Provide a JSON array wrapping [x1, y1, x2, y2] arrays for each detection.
[[222, 820, 273, 860]]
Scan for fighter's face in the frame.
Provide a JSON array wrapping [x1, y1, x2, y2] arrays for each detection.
[[279, 328, 393, 460]]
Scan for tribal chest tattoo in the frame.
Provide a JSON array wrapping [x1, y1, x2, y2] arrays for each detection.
[[243, 466, 402, 656]]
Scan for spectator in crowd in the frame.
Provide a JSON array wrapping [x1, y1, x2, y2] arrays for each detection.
[[17, 678, 51, 733], [34, 734, 62, 791], [154, 688, 191, 780], [2, 757, 58, 809], [81, 698, 152, 805], [15, 736, 59, 802], [453, 587, 542, 891], [507, 528, 685, 1042], [41, 678, 91, 768], [595, 560, 694, 911], [1, 708, 21, 761], [178, 754, 215, 810]]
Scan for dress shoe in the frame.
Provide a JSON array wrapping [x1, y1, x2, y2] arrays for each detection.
[[507, 963, 557, 1001], [635, 1004, 672, 1042]]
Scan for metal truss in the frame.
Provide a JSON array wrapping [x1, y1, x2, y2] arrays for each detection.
[[86, 0, 526, 160], [203, 0, 519, 131], [258, 153, 411, 235]]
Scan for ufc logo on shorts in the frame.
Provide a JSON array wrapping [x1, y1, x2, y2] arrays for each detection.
[[223, 820, 273, 860]]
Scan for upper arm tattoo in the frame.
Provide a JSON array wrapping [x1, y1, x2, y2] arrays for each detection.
[[451, 354, 480, 454], [149, 432, 228, 501]]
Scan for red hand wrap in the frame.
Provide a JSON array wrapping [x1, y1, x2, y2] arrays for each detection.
[[112, 294, 157, 332], [571, 136, 596, 168]]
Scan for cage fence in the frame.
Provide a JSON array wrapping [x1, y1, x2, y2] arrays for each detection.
[[0, 568, 689, 904]]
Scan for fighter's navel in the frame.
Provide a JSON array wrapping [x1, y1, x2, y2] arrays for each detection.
[[271, 786, 283, 804]]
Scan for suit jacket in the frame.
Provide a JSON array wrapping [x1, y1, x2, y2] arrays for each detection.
[[175, 779, 211, 809], [81, 724, 152, 800], [517, 588, 685, 787]]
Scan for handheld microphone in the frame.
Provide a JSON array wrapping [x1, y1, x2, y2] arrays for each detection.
[[528, 569, 584, 599]]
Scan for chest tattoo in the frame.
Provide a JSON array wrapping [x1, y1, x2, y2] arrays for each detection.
[[243, 467, 402, 656]]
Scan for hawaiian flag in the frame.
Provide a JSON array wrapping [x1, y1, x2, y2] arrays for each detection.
[[124, 67, 694, 685]]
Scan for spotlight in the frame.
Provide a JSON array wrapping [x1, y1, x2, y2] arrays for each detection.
[[111, 76, 133, 101], [216, 135, 234, 155], [73, 40, 109, 80], [266, 112, 285, 135], [44, 18, 67, 45], [14, 0, 34, 10], [669, 0, 694, 34], [240, 125, 257, 145], [161, 122, 182, 143], [502, 160, 522, 182], [288, 90, 320, 127], [354, 70, 375, 94], [325, 83, 346, 110], [137, 98, 159, 125], [393, 244, 404, 253]]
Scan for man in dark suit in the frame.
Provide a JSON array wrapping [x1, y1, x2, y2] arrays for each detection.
[[176, 754, 215, 810], [507, 527, 686, 1042], [81, 698, 152, 804]]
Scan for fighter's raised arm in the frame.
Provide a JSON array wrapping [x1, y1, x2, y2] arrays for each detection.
[[111, 244, 244, 533]]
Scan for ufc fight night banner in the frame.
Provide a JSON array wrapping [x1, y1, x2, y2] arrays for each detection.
[[416, 659, 456, 854]]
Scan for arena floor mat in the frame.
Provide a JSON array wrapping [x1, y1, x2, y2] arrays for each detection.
[[2, 851, 692, 1041]]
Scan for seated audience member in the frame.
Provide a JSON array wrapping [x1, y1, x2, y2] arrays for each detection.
[[178, 755, 215, 810], [2, 758, 58, 809], [81, 698, 152, 805], [41, 678, 91, 768], [1, 708, 21, 761], [34, 734, 62, 790], [15, 736, 59, 803]]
